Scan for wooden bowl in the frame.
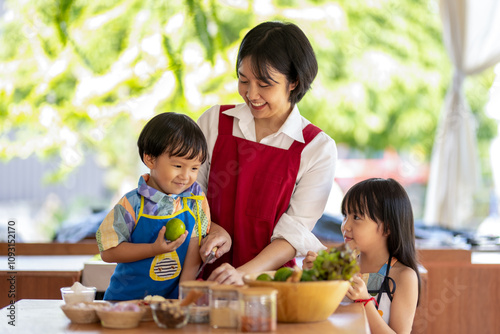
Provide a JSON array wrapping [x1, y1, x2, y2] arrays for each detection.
[[96, 307, 146, 329], [117, 300, 155, 321], [243, 271, 350, 323], [60, 301, 110, 324]]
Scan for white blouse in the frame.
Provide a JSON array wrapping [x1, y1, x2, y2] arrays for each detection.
[[197, 103, 337, 256]]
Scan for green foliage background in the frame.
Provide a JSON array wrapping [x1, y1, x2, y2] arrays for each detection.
[[0, 0, 496, 193]]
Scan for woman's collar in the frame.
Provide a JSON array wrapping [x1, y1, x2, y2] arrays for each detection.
[[223, 103, 305, 143], [279, 105, 305, 143]]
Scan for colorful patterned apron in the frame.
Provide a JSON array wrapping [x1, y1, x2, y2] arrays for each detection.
[[201, 105, 322, 279], [104, 195, 203, 301]]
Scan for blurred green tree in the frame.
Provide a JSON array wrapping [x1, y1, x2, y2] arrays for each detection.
[[0, 0, 495, 192]]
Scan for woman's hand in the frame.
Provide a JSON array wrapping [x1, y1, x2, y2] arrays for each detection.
[[302, 250, 318, 270], [152, 226, 188, 254], [200, 222, 231, 263], [345, 274, 371, 301], [206, 263, 244, 285]]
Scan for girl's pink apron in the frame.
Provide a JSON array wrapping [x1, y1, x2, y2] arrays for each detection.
[[202, 105, 322, 279]]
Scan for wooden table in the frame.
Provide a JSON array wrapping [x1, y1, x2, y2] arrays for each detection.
[[0, 299, 369, 333]]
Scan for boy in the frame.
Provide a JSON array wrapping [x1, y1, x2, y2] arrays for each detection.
[[96, 112, 210, 300]]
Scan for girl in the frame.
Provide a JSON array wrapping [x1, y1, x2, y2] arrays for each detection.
[[303, 178, 420, 334]]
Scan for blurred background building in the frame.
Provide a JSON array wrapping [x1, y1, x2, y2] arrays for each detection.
[[0, 0, 498, 246]]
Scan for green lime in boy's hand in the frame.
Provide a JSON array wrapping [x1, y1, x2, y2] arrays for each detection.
[[164, 218, 186, 241]]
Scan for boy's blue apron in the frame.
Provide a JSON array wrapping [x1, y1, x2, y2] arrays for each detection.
[[104, 195, 203, 301]]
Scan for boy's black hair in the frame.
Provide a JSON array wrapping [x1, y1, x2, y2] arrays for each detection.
[[236, 21, 318, 106], [137, 112, 208, 164], [341, 178, 421, 304]]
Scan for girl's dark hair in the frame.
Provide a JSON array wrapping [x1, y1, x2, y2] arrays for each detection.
[[137, 112, 208, 164], [341, 178, 421, 304], [236, 21, 318, 106]]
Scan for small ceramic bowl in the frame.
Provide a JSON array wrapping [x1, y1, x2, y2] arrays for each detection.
[[117, 299, 157, 322], [60, 286, 96, 305], [151, 300, 190, 329], [96, 303, 146, 329], [61, 301, 110, 324]]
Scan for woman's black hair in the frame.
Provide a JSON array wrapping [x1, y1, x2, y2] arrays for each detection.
[[236, 21, 318, 106], [137, 112, 208, 164], [341, 178, 421, 304]]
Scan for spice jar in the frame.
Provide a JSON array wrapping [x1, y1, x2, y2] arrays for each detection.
[[239, 287, 277, 332], [179, 280, 215, 323], [209, 284, 241, 329]]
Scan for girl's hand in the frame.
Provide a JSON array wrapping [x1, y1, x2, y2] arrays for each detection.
[[200, 223, 232, 263], [345, 274, 371, 301], [206, 263, 244, 285], [152, 226, 188, 254], [302, 251, 318, 270]]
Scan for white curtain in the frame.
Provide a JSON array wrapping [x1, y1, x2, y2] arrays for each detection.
[[486, 65, 500, 216], [477, 64, 500, 236], [424, 0, 500, 229]]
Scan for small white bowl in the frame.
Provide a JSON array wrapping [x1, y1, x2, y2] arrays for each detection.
[[60, 286, 96, 305]]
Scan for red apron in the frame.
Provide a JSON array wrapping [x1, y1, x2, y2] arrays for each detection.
[[202, 105, 322, 279]]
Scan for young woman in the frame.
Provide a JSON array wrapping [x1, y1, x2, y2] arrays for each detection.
[[303, 178, 420, 334], [196, 21, 337, 284]]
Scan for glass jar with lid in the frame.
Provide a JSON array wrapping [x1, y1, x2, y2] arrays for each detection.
[[209, 284, 241, 328], [238, 287, 278, 332], [179, 280, 216, 323]]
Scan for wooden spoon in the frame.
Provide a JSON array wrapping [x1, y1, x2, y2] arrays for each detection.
[[286, 265, 303, 283]]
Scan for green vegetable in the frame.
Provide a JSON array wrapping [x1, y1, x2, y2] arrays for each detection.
[[274, 267, 294, 281], [308, 244, 360, 281], [256, 273, 273, 281], [300, 270, 314, 281]]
